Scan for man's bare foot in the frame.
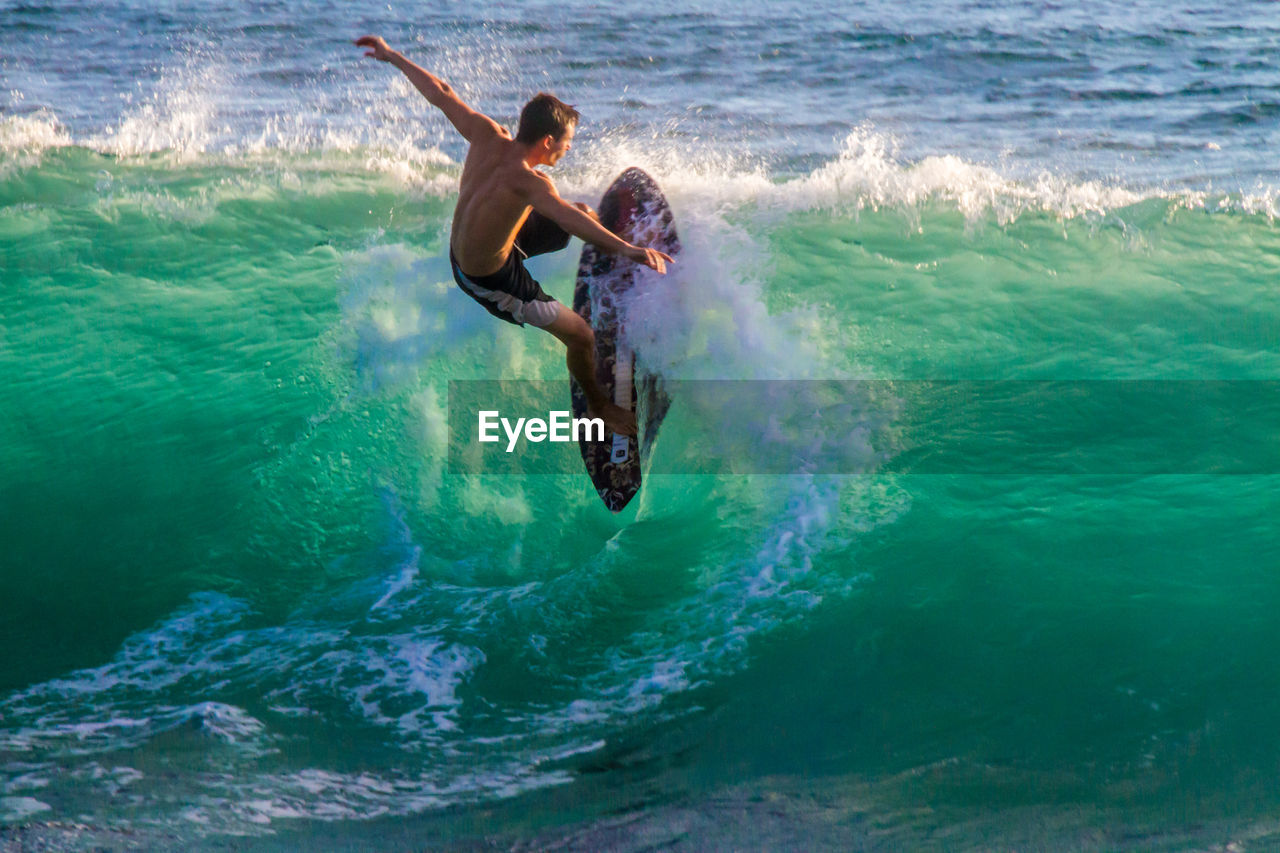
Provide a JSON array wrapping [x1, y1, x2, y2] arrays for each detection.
[[589, 401, 637, 437]]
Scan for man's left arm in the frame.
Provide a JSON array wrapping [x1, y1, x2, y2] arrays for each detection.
[[355, 35, 503, 143], [523, 173, 673, 274]]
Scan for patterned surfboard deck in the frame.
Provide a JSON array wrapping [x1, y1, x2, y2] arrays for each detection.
[[571, 167, 679, 512]]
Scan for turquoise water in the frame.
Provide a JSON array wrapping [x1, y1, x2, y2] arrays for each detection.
[[4, 2, 1280, 849]]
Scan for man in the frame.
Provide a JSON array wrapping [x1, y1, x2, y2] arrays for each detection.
[[355, 35, 674, 437]]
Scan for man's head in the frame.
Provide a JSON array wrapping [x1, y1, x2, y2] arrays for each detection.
[[516, 92, 580, 163]]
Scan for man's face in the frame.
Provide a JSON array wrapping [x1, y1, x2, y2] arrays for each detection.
[[546, 125, 575, 165]]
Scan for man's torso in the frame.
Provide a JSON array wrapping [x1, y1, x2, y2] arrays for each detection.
[[450, 134, 537, 276]]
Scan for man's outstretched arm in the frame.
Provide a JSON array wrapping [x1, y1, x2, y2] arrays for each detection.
[[354, 35, 503, 143], [523, 173, 674, 274]]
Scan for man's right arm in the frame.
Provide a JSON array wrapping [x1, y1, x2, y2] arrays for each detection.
[[354, 36, 503, 143]]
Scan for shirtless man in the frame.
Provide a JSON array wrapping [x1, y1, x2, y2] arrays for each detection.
[[355, 35, 673, 437]]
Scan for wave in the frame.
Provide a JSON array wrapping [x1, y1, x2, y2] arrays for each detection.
[[7, 104, 1280, 225], [0, 467, 903, 836], [5, 77, 1280, 838]]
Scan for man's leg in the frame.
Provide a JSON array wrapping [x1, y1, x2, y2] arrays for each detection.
[[540, 304, 637, 438]]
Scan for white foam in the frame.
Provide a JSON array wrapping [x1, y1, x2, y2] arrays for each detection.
[[0, 796, 52, 822], [86, 48, 228, 159], [0, 110, 71, 177], [7, 70, 459, 197], [339, 243, 501, 393], [0, 109, 70, 154], [407, 386, 450, 507], [622, 203, 829, 380], [782, 127, 1149, 223], [559, 125, 1280, 232], [10, 89, 1276, 222], [1, 766, 51, 794], [370, 491, 423, 614], [67, 582, 476, 742], [246, 626, 484, 738], [162, 756, 575, 833], [1235, 185, 1280, 219], [176, 702, 267, 744]]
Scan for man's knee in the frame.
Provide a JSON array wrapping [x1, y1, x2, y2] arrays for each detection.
[[543, 304, 594, 349], [565, 318, 594, 351]]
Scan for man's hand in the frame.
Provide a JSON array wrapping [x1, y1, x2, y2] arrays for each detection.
[[355, 35, 395, 62], [352, 38, 496, 141], [626, 245, 675, 274], [572, 202, 672, 275]]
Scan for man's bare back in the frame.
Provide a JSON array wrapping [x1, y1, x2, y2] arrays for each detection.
[[355, 35, 673, 438]]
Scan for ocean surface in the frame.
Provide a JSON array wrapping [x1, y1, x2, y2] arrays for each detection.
[[3, 1, 1280, 849]]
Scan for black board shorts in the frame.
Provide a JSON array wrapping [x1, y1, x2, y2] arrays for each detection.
[[450, 211, 571, 328]]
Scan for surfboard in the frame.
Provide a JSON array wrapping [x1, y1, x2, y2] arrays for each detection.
[[571, 167, 679, 512]]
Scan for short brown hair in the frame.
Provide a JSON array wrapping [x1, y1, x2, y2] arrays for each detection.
[[515, 92, 580, 145]]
